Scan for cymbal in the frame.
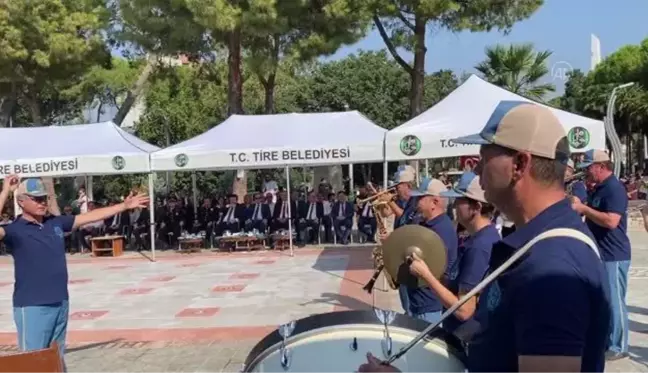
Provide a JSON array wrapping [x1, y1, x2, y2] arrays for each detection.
[[381, 225, 447, 288]]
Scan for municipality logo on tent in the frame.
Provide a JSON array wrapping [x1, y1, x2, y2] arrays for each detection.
[[400, 135, 421, 156], [112, 156, 125, 170], [175, 153, 189, 168], [567, 127, 590, 149]]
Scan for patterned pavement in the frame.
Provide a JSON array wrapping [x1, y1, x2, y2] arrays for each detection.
[[1, 232, 648, 371]]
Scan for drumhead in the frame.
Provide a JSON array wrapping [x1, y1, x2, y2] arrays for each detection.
[[244, 310, 466, 372]]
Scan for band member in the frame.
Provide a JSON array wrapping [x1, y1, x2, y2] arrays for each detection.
[[566, 159, 588, 203], [297, 192, 323, 245], [575, 149, 631, 361], [0, 175, 148, 366], [410, 171, 499, 332], [360, 101, 610, 372], [246, 193, 271, 233], [332, 191, 353, 245], [402, 178, 457, 322], [379, 166, 419, 315]]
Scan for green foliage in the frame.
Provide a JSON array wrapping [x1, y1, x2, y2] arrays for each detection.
[[0, 0, 111, 124], [475, 43, 555, 100], [303, 50, 458, 129]]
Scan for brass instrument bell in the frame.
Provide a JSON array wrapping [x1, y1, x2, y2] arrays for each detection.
[[381, 225, 447, 288]]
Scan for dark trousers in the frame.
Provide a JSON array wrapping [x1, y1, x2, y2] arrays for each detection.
[[358, 216, 376, 242], [297, 219, 320, 245], [321, 216, 333, 243], [246, 219, 268, 233], [271, 219, 289, 232], [333, 218, 351, 244], [76, 227, 101, 252]]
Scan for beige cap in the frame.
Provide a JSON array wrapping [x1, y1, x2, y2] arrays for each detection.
[[411, 178, 447, 197], [393, 165, 416, 184], [16, 178, 48, 197], [578, 149, 610, 168], [453, 101, 570, 163], [440, 171, 487, 203]]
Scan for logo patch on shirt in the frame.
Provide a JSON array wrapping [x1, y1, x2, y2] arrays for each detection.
[[592, 197, 601, 208], [54, 226, 64, 239], [485, 282, 501, 311]]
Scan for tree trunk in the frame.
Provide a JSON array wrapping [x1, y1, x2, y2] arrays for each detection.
[[263, 73, 276, 114], [25, 94, 43, 125], [113, 56, 156, 126], [0, 96, 16, 127], [227, 26, 247, 202], [409, 15, 426, 118]]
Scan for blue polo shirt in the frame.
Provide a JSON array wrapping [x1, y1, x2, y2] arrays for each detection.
[[2, 215, 75, 307], [467, 199, 610, 372], [586, 175, 631, 262], [394, 196, 420, 229], [571, 181, 588, 203], [406, 213, 458, 315], [444, 224, 499, 333]]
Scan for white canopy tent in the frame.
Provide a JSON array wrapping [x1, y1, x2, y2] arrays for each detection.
[[151, 111, 387, 255], [150, 111, 386, 171], [0, 122, 160, 259], [0, 121, 159, 177], [386, 75, 606, 162]]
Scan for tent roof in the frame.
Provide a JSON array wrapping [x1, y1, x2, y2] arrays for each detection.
[[151, 111, 387, 170], [386, 75, 605, 160], [0, 121, 158, 160], [0, 122, 159, 177]]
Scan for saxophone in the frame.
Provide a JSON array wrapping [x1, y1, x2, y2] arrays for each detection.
[[362, 184, 398, 294]]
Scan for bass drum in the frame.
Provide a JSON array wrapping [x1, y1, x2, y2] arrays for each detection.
[[243, 310, 466, 372]]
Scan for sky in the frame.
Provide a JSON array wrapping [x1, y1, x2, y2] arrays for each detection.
[[325, 0, 648, 96], [95, 0, 647, 123]]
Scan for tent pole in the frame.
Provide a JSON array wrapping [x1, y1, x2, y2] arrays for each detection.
[[348, 164, 354, 196], [148, 173, 156, 261], [87, 176, 94, 201], [191, 172, 198, 217], [383, 161, 388, 189], [424, 160, 429, 178], [286, 166, 294, 257]]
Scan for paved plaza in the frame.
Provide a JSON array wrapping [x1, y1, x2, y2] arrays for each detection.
[[0, 233, 646, 371]]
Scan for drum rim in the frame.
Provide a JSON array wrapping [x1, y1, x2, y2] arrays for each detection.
[[243, 310, 467, 371]]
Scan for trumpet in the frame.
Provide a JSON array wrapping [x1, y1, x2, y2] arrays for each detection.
[[362, 182, 397, 294], [356, 185, 397, 205]]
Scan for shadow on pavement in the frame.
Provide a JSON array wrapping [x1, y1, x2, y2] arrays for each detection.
[[630, 345, 648, 368], [298, 292, 372, 310], [66, 339, 123, 354]]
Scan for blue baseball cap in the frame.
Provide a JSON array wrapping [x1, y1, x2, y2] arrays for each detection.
[[440, 171, 487, 203], [453, 100, 570, 163], [16, 178, 48, 197], [578, 149, 610, 169]]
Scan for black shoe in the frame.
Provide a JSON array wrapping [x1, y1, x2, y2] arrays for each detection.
[[605, 351, 629, 361]]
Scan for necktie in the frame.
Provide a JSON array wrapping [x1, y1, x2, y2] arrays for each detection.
[[253, 204, 260, 220], [341, 203, 345, 217], [228, 206, 234, 222], [307, 203, 313, 220]]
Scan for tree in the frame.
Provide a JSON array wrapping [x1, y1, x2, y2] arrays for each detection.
[[0, 0, 111, 125], [373, 0, 543, 118], [246, 0, 371, 113], [475, 43, 555, 100]]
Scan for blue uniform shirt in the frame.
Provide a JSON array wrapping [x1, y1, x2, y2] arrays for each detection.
[[467, 199, 610, 372], [571, 180, 588, 203], [443, 224, 499, 332], [406, 213, 458, 315], [586, 175, 631, 262], [3, 215, 75, 307], [394, 196, 420, 229]]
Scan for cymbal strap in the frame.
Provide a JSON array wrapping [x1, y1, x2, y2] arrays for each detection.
[[382, 228, 598, 365]]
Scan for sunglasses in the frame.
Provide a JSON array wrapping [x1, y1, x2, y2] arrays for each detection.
[[29, 195, 49, 205]]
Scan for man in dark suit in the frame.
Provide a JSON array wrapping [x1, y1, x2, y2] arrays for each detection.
[[246, 193, 271, 232], [356, 197, 377, 243], [271, 190, 296, 232], [131, 207, 150, 251], [332, 191, 353, 245], [104, 200, 130, 236], [297, 192, 323, 245], [218, 194, 245, 233]]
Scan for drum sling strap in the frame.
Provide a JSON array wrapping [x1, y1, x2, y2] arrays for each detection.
[[384, 227, 601, 365]]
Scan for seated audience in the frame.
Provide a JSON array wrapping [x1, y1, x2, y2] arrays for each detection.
[[332, 191, 353, 245], [297, 192, 323, 245]]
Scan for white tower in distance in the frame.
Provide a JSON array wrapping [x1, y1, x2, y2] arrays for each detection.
[[591, 34, 602, 71]]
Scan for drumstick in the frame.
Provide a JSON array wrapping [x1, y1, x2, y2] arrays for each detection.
[[382, 228, 560, 365]]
